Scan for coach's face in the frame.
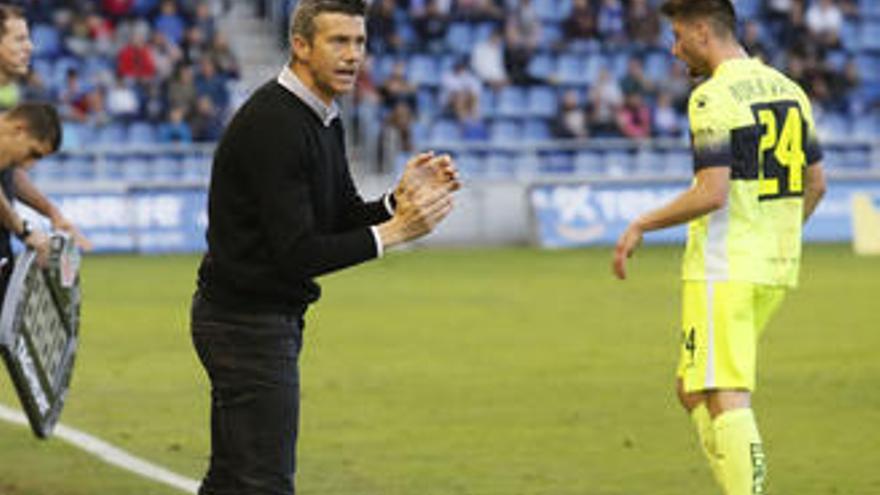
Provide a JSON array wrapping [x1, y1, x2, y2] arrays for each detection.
[[0, 18, 32, 79], [670, 18, 711, 78], [294, 13, 366, 104]]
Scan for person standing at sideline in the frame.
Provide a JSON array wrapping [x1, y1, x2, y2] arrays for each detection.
[[0, 3, 90, 299], [190, 1, 459, 494], [612, 0, 827, 493]]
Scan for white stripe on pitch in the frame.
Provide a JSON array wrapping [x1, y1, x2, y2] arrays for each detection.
[[0, 403, 198, 494]]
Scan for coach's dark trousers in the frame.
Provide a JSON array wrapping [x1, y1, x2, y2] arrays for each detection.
[[191, 292, 305, 495]]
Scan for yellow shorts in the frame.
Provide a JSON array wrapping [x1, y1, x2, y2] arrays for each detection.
[[677, 280, 786, 393]]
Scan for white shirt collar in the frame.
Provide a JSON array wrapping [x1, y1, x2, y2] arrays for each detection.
[[277, 64, 339, 127]]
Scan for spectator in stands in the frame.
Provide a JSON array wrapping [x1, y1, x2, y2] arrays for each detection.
[[192, 0, 216, 41], [595, 0, 626, 46], [454, 0, 504, 22], [780, 0, 810, 53], [619, 57, 654, 97], [117, 28, 157, 81], [149, 30, 183, 80], [140, 79, 167, 121], [652, 90, 681, 138], [616, 91, 651, 139], [106, 76, 140, 121], [86, 12, 115, 55], [367, 0, 403, 52], [440, 58, 481, 119], [563, 0, 596, 44], [181, 24, 206, 64], [188, 94, 222, 141], [167, 63, 197, 115], [379, 100, 414, 172], [504, 7, 541, 86], [742, 20, 770, 61], [195, 57, 228, 110], [154, 0, 187, 45], [412, 0, 449, 53], [81, 86, 112, 127], [830, 58, 861, 113], [551, 89, 588, 139], [65, 13, 95, 58], [471, 27, 509, 90], [21, 71, 52, 102], [587, 67, 623, 136], [57, 67, 89, 121], [655, 61, 689, 112], [101, 0, 134, 21], [158, 105, 193, 143], [207, 32, 240, 79], [379, 60, 417, 111], [626, 0, 660, 48], [806, 0, 844, 49], [506, 0, 541, 50]]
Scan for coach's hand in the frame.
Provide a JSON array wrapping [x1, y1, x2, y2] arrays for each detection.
[[378, 168, 457, 249], [613, 222, 644, 280], [25, 229, 51, 268], [395, 152, 460, 202]]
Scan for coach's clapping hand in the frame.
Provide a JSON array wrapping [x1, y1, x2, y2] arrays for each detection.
[[378, 154, 458, 249]]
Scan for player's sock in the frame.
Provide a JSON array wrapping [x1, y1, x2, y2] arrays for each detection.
[[690, 402, 724, 485], [714, 408, 767, 495]]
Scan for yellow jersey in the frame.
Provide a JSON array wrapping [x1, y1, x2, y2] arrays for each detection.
[[682, 58, 823, 287]]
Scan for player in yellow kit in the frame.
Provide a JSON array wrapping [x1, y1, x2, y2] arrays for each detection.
[[612, 0, 827, 493]]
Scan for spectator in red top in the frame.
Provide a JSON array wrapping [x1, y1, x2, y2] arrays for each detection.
[[102, 0, 134, 19], [117, 29, 156, 81], [616, 92, 651, 139]]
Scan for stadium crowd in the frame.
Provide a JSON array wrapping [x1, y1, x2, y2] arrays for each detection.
[[7, 0, 239, 145], [265, 0, 880, 170]]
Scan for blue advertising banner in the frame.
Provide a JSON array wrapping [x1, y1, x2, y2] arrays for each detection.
[[20, 187, 208, 254], [530, 178, 880, 248]]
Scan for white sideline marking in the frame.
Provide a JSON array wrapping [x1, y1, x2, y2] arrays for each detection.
[[0, 403, 199, 494]]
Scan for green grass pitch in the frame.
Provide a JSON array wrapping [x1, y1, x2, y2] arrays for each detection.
[[0, 245, 878, 494]]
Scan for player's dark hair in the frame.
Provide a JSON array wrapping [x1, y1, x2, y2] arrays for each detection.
[[660, 0, 737, 37], [289, 0, 367, 43], [0, 3, 24, 41], [7, 102, 63, 152]]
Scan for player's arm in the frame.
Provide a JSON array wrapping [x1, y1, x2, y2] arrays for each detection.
[[613, 166, 730, 280], [12, 168, 92, 250], [803, 161, 827, 222], [0, 181, 51, 266]]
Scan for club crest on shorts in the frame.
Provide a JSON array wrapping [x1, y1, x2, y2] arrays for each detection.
[[0, 233, 82, 438]]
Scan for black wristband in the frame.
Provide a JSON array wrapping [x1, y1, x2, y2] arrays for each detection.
[[16, 219, 32, 241], [388, 192, 397, 211]]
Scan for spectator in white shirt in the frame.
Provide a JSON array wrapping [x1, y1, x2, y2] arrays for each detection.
[[471, 27, 508, 89]]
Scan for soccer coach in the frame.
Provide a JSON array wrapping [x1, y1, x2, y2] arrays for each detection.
[[190, 1, 458, 494]]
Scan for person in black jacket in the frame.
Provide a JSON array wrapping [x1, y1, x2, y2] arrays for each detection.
[[190, 1, 458, 494]]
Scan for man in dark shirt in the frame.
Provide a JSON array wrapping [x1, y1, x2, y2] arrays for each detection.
[[190, 1, 458, 494]]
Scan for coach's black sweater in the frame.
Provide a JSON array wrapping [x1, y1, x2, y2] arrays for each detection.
[[197, 80, 391, 313]]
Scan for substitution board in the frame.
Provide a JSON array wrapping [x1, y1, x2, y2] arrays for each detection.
[[0, 234, 81, 438]]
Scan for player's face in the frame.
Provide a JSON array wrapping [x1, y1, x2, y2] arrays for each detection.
[[12, 135, 52, 169], [294, 13, 366, 104], [0, 18, 33, 79], [670, 19, 711, 78]]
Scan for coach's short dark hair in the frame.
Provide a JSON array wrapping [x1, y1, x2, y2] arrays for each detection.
[[0, 3, 25, 41], [289, 0, 367, 42], [7, 102, 63, 152], [660, 0, 737, 37]]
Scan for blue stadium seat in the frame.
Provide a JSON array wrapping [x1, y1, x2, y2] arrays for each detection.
[[495, 86, 527, 117], [454, 152, 487, 178], [416, 88, 439, 119], [603, 151, 633, 176], [473, 22, 496, 44], [489, 120, 522, 143], [478, 87, 496, 118], [429, 119, 461, 143], [862, 20, 880, 50], [737, 0, 760, 18], [556, 54, 587, 85], [527, 86, 557, 117], [153, 157, 182, 180], [120, 156, 151, 181], [61, 156, 95, 181], [445, 23, 473, 53], [840, 20, 861, 51], [31, 24, 61, 59], [51, 57, 82, 89], [97, 124, 127, 146], [181, 155, 212, 181], [644, 52, 671, 81], [539, 23, 563, 48], [538, 152, 575, 174], [574, 150, 601, 173], [128, 122, 157, 145], [485, 152, 518, 177], [523, 120, 551, 141], [534, 0, 572, 21], [818, 113, 848, 139], [527, 52, 555, 80], [408, 54, 438, 87]]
